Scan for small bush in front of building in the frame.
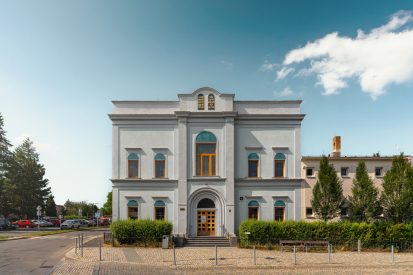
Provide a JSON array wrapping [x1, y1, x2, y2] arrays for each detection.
[[110, 218, 173, 245], [239, 219, 413, 242]]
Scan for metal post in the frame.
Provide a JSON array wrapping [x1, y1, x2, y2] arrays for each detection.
[[173, 245, 176, 265], [294, 245, 296, 265], [358, 240, 361, 253], [37, 213, 40, 233], [392, 245, 394, 264], [328, 244, 330, 263], [81, 235, 83, 257], [75, 238, 77, 254], [99, 240, 101, 261], [215, 245, 217, 266], [247, 235, 248, 246], [253, 245, 256, 265], [78, 235, 80, 249]]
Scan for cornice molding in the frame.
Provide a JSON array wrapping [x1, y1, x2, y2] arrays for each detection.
[[234, 100, 302, 104], [235, 114, 306, 121]]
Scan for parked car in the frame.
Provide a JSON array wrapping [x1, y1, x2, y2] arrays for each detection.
[[31, 220, 47, 227], [88, 220, 97, 227], [99, 219, 110, 226], [60, 220, 80, 230], [6, 220, 17, 230], [13, 220, 35, 228], [41, 220, 54, 227], [48, 219, 62, 227], [0, 220, 6, 230]]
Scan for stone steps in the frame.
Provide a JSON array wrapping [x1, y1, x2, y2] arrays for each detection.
[[184, 236, 230, 247]]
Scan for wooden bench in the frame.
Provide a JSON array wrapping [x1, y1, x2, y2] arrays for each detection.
[[280, 240, 329, 252]]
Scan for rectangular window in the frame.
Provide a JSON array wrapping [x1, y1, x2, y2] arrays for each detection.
[[248, 160, 258, 177], [341, 208, 347, 216], [129, 160, 139, 177], [155, 161, 165, 178], [155, 207, 165, 220], [274, 207, 284, 221], [198, 95, 204, 110], [196, 144, 216, 176], [274, 161, 284, 177], [248, 207, 258, 220], [341, 168, 348, 176], [375, 168, 382, 176], [306, 168, 314, 177], [306, 208, 313, 216], [128, 207, 138, 220]]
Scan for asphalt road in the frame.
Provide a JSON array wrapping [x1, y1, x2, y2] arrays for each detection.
[[0, 227, 111, 275]]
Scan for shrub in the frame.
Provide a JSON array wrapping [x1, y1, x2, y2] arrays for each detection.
[[239, 220, 413, 242], [110, 218, 173, 244]]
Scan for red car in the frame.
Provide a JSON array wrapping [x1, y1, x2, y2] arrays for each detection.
[[13, 220, 35, 228], [48, 219, 64, 227], [99, 219, 110, 226]]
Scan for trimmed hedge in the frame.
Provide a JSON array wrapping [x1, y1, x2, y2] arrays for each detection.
[[110, 218, 173, 242], [239, 220, 413, 241]]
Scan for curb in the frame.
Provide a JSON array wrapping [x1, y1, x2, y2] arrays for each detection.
[[43, 258, 65, 275]]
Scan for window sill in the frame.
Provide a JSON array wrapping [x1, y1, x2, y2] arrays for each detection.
[[152, 177, 169, 179], [307, 176, 315, 178], [192, 176, 221, 178], [271, 177, 288, 179], [375, 176, 383, 178], [306, 216, 315, 219], [341, 176, 350, 178]]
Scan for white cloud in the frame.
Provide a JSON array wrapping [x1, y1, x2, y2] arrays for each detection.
[[273, 87, 295, 97], [220, 60, 233, 68], [260, 63, 279, 71], [275, 67, 295, 82], [14, 133, 51, 152], [283, 10, 413, 100]]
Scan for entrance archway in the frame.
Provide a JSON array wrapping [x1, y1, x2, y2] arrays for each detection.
[[187, 187, 226, 237]]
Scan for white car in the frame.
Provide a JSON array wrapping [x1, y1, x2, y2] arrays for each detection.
[[41, 220, 54, 227], [60, 220, 81, 230], [31, 220, 47, 227]]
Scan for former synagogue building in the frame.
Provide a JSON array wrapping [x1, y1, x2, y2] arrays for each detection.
[[109, 87, 305, 236]]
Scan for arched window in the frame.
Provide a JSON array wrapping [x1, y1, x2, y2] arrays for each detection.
[[154, 200, 165, 220], [274, 200, 285, 221], [197, 198, 215, 208], [274, 153, 285, 177], [196, 131, 216, 176], [248, 200, 259, 220], [154, 153, 166, 178], [248, 153, 259, 177], [198, 94, 204, 110], [208, 94, 215, 110], [127, 200, 138, 220], [128, 153, 139, 178]]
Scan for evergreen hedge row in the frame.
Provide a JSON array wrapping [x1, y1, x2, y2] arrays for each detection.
[[110, 218, 173, 243], [239, 220, 413, 241]]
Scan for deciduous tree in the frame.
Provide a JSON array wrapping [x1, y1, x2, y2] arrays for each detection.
[[311, 155, 344, 222], [101, 191, 112, 215]]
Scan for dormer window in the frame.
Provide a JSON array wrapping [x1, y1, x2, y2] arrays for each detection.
[[208, 94, 215, 110], [198, 94, 204, 110]]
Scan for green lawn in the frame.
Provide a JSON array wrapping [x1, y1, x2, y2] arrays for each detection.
[[0, 236, 9, 240], [22, 226, 110, 238]]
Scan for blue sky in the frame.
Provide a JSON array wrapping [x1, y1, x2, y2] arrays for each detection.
[[1, 1, 412, 206]]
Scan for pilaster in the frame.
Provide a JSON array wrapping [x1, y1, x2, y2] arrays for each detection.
[[224, 112, 236, 234]]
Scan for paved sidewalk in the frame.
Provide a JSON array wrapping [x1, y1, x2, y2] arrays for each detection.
[[50, 246, 413, 274]]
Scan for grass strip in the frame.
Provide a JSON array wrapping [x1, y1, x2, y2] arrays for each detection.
[[0, 236, 10, 240], [22, 226, 110, 238]]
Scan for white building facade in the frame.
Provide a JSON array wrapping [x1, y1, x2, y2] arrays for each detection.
[[109, 87, 305, 236]]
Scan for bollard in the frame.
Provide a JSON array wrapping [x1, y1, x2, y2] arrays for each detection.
[[99, 240, 101, 261], [328, 244, 330, 263], [215, 245, 217, 266], [81, 235, 83, 257], [294, 245, 296, 265], [392, 245, 394, 264], [75, 238, 77, 254], [173, 245, 176, 265], [253, 245, 256, 265], [358, 240, 361, 253]]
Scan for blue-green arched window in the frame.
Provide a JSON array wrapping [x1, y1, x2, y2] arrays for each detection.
[[274, 153, 285, 177], [128, 154, 139, 177], [155, 154, 166, 178], [248, 153, 259, 177], [154, 200, 165, 220], [196, 132, 216, 176], [127, 200, 138, 220], [248, 200, 259, 220], [274, 200, 285, 221]]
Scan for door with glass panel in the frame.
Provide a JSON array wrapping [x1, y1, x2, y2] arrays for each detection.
[[197, 210, 215, 236]]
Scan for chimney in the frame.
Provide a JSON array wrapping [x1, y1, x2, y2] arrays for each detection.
[[332, 136, 341, 157]]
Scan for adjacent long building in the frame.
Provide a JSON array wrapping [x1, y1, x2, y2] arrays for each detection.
[[109, 87, 305, 236]]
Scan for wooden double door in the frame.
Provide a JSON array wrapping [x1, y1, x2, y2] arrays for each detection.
[[197, 210, 215, 236]]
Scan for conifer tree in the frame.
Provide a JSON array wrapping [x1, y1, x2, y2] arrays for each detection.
[[347, 160, 380, 222], [0, 113, 14, 217], [311, 155, 344, 221], [45, 194, 57, 217], [8, 138, 51, 219], [381, 153, 413, 223]]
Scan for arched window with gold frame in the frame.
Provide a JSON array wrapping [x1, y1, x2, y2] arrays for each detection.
[[208, 94, 215, 110], [198, 94, 204, 110]]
